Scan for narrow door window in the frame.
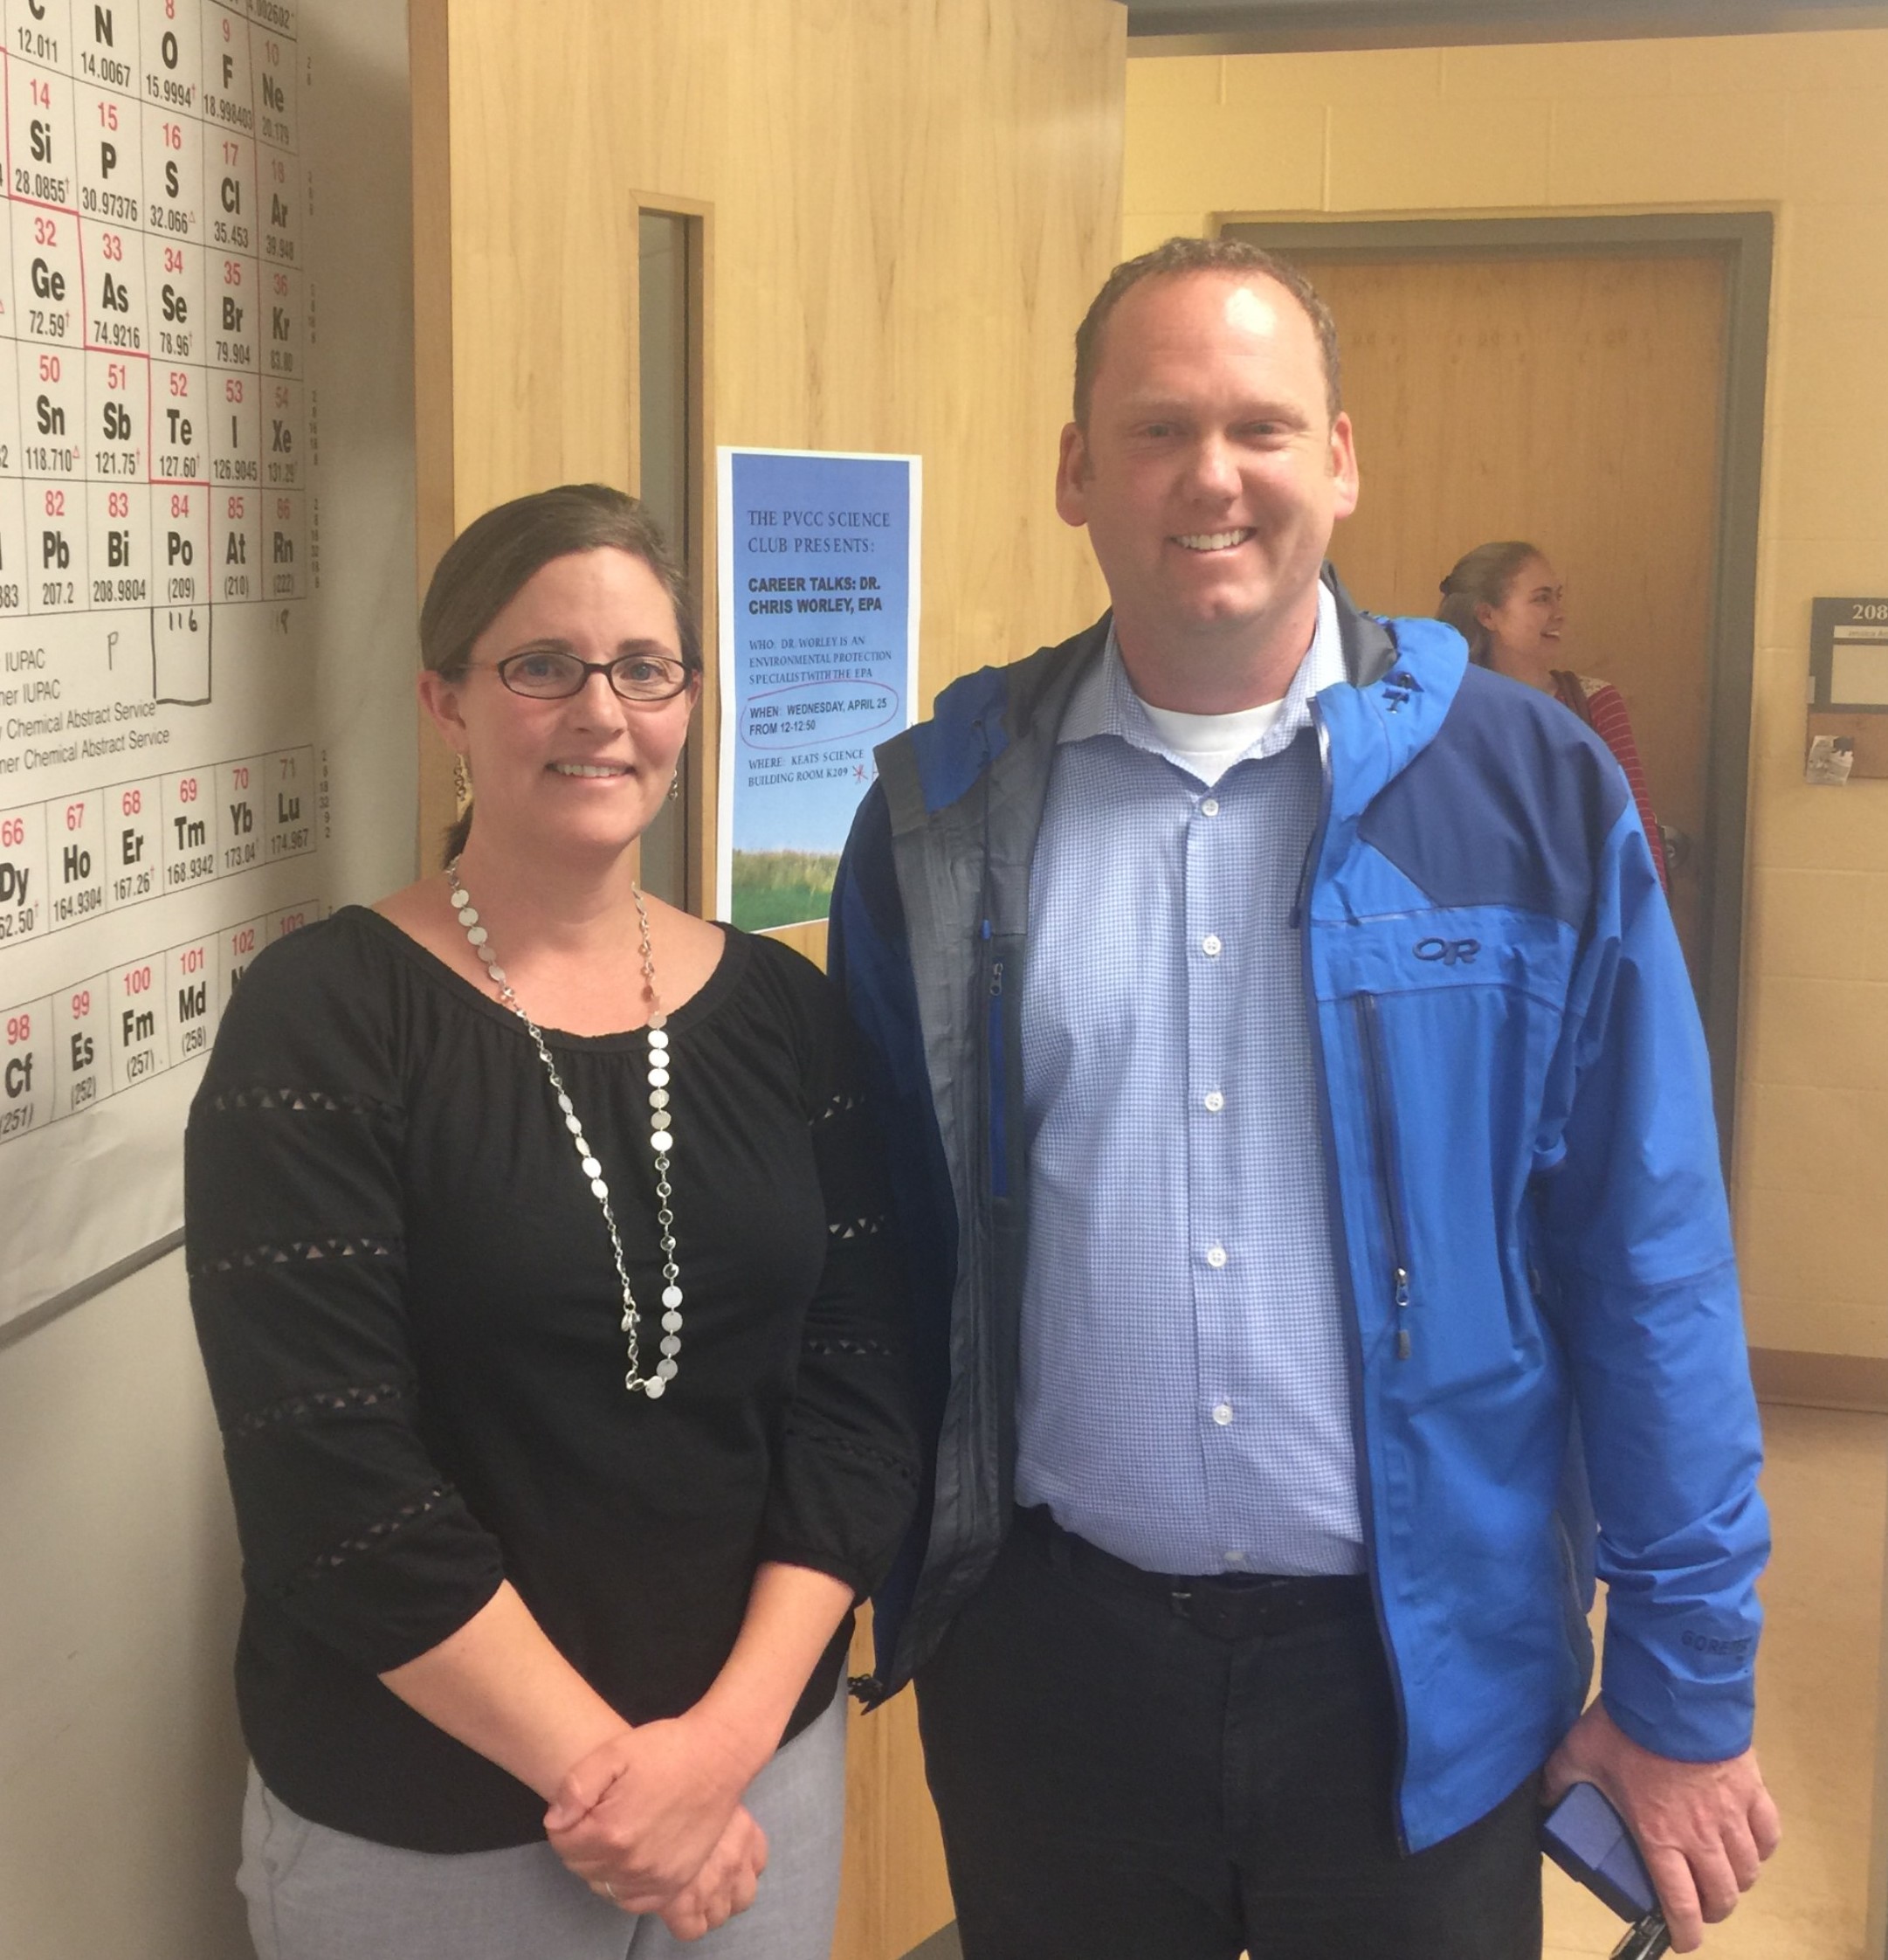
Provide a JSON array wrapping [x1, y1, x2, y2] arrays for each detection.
[[636, 209, 698, 908]]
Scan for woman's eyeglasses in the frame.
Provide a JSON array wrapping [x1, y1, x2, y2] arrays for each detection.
[[490, 650, 692, 702]]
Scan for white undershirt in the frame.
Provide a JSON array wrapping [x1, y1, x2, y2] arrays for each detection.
[[1135, 695, 1286, 787]]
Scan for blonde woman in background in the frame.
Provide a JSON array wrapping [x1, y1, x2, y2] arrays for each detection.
[[1438, 541, 1670, 891]]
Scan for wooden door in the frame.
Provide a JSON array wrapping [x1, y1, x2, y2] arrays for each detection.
[[1285, 250, 1726, 974]]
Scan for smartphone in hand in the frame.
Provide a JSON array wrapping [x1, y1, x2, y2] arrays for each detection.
[[1540, 1782, 1671, 1960]]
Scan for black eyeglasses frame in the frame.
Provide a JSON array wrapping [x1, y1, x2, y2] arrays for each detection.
[[488, 649, 695, 704]]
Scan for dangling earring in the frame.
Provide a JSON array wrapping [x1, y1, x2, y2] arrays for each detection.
[[453, 752, 472, 805], [667, 771, 682, 804]]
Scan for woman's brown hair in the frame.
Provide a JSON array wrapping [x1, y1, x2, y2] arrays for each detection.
[[1437, 540, 1545, 666]]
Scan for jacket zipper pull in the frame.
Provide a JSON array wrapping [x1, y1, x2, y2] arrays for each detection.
[[989, 958, 1003, 997], [1394, 1266, 1411, 1359]]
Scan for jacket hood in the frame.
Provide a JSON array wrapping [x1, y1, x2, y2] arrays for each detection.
[[1317, 614, 1470, 827]]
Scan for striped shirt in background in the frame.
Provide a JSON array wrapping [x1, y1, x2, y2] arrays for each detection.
[[1550, 671, 1671, 892]]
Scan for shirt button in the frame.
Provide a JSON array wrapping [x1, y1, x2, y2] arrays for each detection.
[[1224, 1549, 1246, 1564], [1200, 797, 1221, 818], [1205, 1244, 1228, 1268], [1203, 1090, 1225, 1113], [1212, 1402, 1234, 1426], [1202, 933, 1223, 957]]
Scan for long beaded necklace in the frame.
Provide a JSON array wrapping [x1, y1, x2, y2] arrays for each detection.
[[446, 859, 684, 1398]]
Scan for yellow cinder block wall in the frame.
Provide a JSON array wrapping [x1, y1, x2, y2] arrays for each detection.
[[1127, 31, 1888, 1367]]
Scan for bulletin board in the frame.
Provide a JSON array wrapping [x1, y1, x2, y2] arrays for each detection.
[[1805, 596, 1888, 781], [0, 0, 405, 1331]]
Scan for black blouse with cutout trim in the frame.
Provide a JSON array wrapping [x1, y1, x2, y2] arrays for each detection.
[[185, 907, 920, 1853]]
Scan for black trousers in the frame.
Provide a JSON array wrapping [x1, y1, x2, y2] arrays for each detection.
[[916, 1513, 1544, 1960]]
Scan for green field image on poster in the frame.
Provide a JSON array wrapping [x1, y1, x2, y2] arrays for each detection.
[[730, 850, 842, 933], [718, 448, 920, 934]]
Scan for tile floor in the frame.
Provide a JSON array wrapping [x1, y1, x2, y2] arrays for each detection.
[[1543, 1402, 1885, 1959]]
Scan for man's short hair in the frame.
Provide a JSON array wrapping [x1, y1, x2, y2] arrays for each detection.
[[1072, 236, 1343, 430]]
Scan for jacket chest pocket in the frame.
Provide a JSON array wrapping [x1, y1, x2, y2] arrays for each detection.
[[1340, 980, 1555, 1404]]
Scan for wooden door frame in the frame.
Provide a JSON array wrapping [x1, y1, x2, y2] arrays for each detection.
[[1219, 210, 1771, 1158]]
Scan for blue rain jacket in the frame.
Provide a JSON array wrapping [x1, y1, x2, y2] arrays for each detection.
[[829, 576, 1767, 1852]]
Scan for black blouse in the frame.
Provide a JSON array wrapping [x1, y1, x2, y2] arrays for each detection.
[[185, 908, 919, 1853]]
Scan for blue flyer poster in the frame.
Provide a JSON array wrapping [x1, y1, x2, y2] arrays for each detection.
[[715, 448, 921, 931]]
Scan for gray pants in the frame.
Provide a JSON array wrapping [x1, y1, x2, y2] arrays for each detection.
[[238, 1688, 849, 1960]]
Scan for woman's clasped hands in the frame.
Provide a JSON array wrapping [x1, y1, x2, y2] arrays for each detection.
[[546, 1707, 773, 1941]]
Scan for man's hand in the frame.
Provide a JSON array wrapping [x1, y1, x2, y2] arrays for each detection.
[[1543, 1700, 1781, 1953], [543, 1708, 766, 1912]]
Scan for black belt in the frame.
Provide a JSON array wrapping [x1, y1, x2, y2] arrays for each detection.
[[1014, 1505, 1373, 1642]]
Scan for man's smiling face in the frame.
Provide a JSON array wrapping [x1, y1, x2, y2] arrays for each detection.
[[1056, 269, 1358, 674]]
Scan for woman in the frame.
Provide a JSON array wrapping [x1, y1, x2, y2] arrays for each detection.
[[1437, 541, 1670, 890], [186, 484, 920, 1959]]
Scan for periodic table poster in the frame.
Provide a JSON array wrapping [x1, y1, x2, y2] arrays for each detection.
[[0, 0, 319, 1327]]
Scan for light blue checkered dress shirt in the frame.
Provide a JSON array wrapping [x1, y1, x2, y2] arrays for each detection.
[[1014, 589, 1366, 1578]]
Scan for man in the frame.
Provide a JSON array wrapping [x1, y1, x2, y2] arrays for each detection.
[[830, 236, 1778, 1958]]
